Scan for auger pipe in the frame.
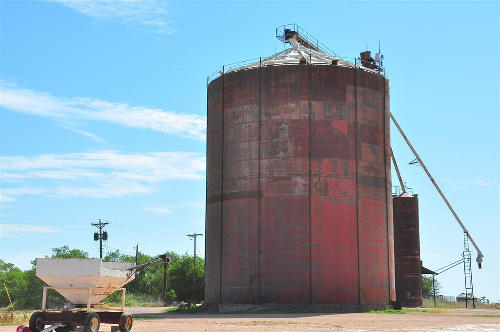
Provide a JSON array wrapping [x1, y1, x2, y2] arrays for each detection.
[[390, 112, 483, 269], [390, 146, 406, 194], [127, 255, 169, 272]]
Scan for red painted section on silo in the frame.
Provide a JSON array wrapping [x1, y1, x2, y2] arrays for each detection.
[[309, 67, 359, 304], [393, 195, 422, 307], [206, 63, 394, 306]]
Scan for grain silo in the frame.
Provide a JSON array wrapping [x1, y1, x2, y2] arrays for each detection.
[[393, 193, 423, 307], [205, 25, 395, 309]]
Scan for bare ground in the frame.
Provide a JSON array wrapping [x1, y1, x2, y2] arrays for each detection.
[[1, 308, 498, 331]]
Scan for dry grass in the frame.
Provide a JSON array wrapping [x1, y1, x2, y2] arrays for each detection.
[[0, 312, 30, 326], [422, 298, 500, 309]]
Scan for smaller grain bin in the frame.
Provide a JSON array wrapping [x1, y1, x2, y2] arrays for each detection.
[[393, 193, 422, 307]]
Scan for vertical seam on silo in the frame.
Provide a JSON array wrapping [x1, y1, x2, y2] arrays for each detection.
[[355, 65, 361, 305], [257, 59, 262, 303], [383, 78, 390, 303], [308, 64, 313, 304], [205, 87, 208, 301], [219, 69, 225, 304]]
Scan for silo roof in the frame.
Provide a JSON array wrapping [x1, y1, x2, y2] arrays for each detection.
[[225, 43, 379, 74]]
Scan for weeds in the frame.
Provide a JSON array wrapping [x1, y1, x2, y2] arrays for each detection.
[[0, 312, 30, 326]]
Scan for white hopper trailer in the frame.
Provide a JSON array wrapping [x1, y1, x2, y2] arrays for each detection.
[[29, 256, 169, 332]]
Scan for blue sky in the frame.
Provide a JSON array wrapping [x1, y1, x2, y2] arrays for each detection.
[[1, 1, 498, 302]]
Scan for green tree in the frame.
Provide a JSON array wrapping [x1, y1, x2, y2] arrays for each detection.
[[422, 275, 441, 298], [168, 254, 204, 302], [50, 246, 88, 259], [0, 259, 27, 308]]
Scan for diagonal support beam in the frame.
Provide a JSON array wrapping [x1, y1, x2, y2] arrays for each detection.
[[390, 112, 483, 268], [390, 146, 406, 194]]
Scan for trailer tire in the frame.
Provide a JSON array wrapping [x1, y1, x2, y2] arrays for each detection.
[[119, 313, 133, 332], [29, 312, 46, 332], [83, 312, 100, 332]]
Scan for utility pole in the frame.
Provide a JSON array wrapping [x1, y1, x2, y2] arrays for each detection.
[[135, 245, 139, 266], [133, 245, 139, 288], [158, 254, 170, 305], [187, 233, 203, 303], [92, 219, 109, 259]]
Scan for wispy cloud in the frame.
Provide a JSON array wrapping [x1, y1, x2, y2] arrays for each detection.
[[142, 202, 204, 215], [0, 83, 206, 141], [143, 206, 172, 215], [50, 0, 175, 34], [441, 178, 496, 190], [1, 151, 205, 202], [1, 224, 61, 238], [58, 124, 107, 143], [472, 180, 493, 187], [0, 188, 46, 203], [178, 202, 204, 209]]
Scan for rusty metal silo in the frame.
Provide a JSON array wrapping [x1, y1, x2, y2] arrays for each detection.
[[393, 194, 422, 307], [205, 27, 395, 308]]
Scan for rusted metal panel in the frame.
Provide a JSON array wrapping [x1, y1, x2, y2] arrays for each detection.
[[220, 69, 260, 304], [356, 73, 390, 305], [393, 195, 422, 307], [310, 66, 358, 304], [205, 75, 223, 304], [259, 66, 310, 303], [206, 64, 393, 306], [385, 84, 396, 302]]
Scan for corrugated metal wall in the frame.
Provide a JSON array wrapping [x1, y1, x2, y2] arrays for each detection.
[[206, 64, 394, 305]]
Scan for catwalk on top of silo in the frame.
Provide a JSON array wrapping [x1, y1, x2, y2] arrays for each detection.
[[205, 25, 395, 309]]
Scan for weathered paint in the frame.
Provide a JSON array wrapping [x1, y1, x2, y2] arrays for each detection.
[[393, 195, 422, 307], [206, 64, 394, 305]]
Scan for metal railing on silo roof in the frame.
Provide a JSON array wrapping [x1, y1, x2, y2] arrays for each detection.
[[206, 55, 383, 86], [275, 23, 341, 59], [206, 57, 261, 86]]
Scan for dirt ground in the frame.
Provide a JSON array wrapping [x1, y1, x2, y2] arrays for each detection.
[[1, 308, 498, 332]]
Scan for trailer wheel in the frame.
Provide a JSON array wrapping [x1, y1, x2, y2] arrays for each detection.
[[119, 313, 133, 332], [29, 312, 46, 332], [83, 312, 100, 332]]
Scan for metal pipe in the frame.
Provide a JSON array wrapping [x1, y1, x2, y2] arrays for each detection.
[[390, 146, 406, 194], [390, 112, 483, 268]]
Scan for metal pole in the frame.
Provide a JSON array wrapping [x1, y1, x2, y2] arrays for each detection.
[[92, 219, 108, 259], [432, 275, 436, 307], [99, 220, 103, 259], [135, 245, 139, 266], [390, 146, 406, 194], [163, 260, 168, 304], [193, 238, 196, 302], [187, 233, 203, 303], [390, 113, 484, 268]]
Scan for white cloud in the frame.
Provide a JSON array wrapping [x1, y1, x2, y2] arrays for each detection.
[[58, 124, 107, 143], [50, 0, 174, 33], [442, 178, 496, 190], [1, 224, 61, 238], [472, 180, 493, 187], [1, 151, 205, 201], [0, 188, 46, 203], [0, 84, 206, 141], [178, 202, 204, 209], [143, 206, 172, 215]]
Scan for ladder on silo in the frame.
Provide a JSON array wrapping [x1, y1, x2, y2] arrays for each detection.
[[463, 232, 475, 308]]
